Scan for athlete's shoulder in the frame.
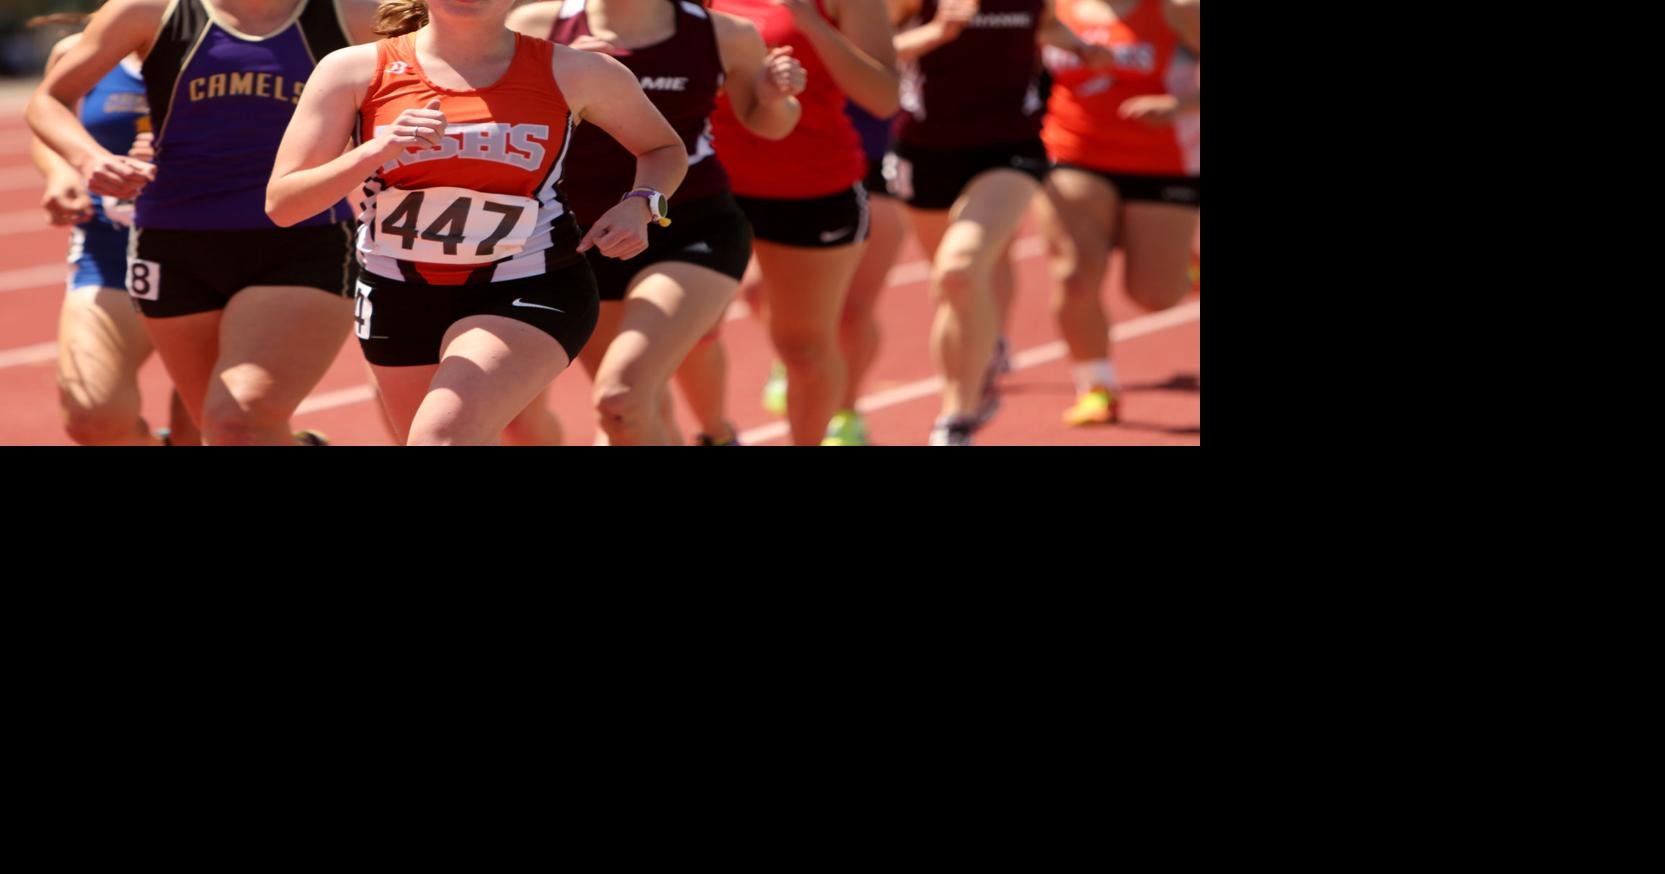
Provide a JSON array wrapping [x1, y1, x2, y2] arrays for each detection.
[[71, 0, 170, 61], [98, 0, 174, 25], [104, 0, 174, 15], [507, 0, 564, 38], [91, 0, 173, 36], [551, 39, 632, 81], [312, 41, 382, 93], [550, 40, 638, 114], [711, 7, 761, 40], [317, 40, 381, 71]]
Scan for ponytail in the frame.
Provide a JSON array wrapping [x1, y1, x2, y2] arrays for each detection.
[[26, 12, 92, 29], [374, 0, 429, 37]]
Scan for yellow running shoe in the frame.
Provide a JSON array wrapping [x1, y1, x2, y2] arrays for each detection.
[[820, 410, 870, 446], [295, 429, 331, 446], [1062, 386, 1120, 426], [762, 360, 787, 416]]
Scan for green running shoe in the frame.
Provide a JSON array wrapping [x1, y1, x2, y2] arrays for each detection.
[[762, 360, 787, 416], [820, 409, 870, 446]]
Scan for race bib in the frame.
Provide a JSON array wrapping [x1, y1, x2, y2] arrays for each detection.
[[369, 185, 540, 265]]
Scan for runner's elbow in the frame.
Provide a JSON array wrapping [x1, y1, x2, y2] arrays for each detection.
[[264, 185, 303, 228]]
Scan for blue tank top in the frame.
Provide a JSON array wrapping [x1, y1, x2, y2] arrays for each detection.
[[137, 0, 352, 230], [79, 57, 149, 229], [844, 100, 895, 162]]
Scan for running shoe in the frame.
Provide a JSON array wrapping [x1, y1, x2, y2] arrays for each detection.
[[295, 429, 331, 446], [821, 410, 869, 446], [762, 360, 787, 416], [696, 424, 742, 446], [156, 429, 171, 447], [928, 415, 976, 446], [1062, 386, 1121, 427]]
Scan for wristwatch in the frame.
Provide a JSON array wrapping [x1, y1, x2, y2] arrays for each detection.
[[622, 188, 671, 227]]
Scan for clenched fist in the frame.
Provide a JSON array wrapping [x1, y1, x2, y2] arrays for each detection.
[[374, 98, 448, 160], [756, 45, 807, 103]]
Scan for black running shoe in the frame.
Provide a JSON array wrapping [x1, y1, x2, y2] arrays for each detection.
[[928, 416, 976, 446]]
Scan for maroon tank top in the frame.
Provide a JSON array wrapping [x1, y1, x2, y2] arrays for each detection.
[[897, 0, 1046, 148], [551, 0, 730, 227]]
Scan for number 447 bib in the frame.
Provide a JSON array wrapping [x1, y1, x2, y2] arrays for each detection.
[[370, 185, 541, 265]]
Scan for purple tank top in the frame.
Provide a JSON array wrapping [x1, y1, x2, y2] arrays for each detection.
[[138, 0, 352, 230], [898, 0, 1045, 148], [550, 0, 730, 227]]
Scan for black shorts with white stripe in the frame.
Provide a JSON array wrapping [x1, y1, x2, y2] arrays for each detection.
[[585, 192, 753, 301], [353, 258, 601, 367], [732, 184, 870, 249]]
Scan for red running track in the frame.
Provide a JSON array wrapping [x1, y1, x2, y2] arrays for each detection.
[[0, 108, 1198, 445]]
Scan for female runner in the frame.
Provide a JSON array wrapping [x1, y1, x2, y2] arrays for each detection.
[[1036, 0, 1199, 426], [28, 0, 384, 445], [702, 0, 897, 446], [816, 98, 905, 445], [507, 0, 806, 446], [266, 0, 686, 445], [26, 10, 196, 446], [886, 0, 1109, 445]]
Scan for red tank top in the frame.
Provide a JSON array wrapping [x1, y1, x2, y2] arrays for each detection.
[[551, 0, 731, 227], [358, 33, 579, 285], [709, 0, 865, 198], [897, 0, 1045, 148], [1042, 0, 1198, 176]]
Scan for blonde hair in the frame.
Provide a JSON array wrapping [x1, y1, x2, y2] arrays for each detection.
[[28, 0, 111, 30], [27, 12, 92, 29], [374, 0, 430, 37]]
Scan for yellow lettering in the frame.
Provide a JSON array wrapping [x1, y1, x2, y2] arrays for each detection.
[[207, 73, 226, 98], [189, 78, 205, 101], [291, 80, 305, 104], [273, 75, 286, 102], [229, 72, 254, 95], [256, 72, 272, 98]]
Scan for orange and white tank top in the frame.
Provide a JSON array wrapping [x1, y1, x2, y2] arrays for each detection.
[[357, 33, 579, 286], [1042, 0, 1198, 177]]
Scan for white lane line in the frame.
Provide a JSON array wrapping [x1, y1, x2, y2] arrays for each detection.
[[294, 384, 376, 416], [735, 300, 1201, 446], [0, 341, 57, 369]]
